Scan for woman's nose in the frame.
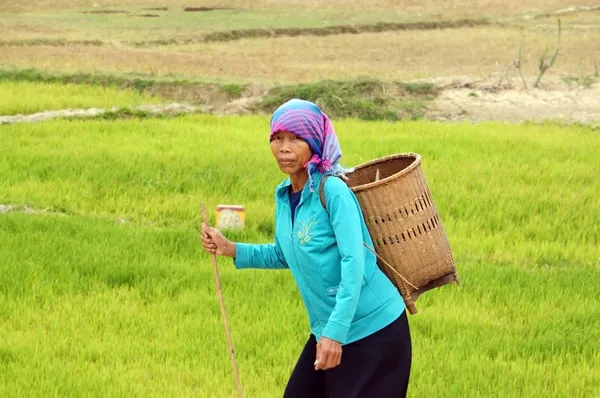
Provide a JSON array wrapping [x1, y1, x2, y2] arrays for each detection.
[[279, 140, 291, 152]]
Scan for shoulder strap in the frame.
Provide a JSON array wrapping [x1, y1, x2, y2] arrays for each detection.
[[319, 175, 330, 214]]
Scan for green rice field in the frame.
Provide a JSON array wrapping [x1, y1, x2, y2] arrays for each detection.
[[1, 115, 599, 397], [0, 81, 163, 115]]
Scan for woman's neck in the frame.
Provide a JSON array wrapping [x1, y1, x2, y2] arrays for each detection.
[[289, 169, 309, 193]]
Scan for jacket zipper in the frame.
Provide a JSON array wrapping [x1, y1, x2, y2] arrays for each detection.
[[283, 190, 323, 337]]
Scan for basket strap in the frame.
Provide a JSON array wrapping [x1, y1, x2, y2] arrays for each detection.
[[319, 175, 331, 212], [362, 243, 418, 291], [318, 175, 418, 291]]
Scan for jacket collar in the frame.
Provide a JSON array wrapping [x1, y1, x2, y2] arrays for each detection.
[[275, 172, 324, 204]]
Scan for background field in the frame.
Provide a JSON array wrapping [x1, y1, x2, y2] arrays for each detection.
[[3, 26, 599, 84], [2, 0, 599, 125], [1, 0, 600, 397], [2, 1, 599, 85]]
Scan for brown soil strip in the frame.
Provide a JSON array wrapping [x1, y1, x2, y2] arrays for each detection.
[[0, 39, 104, 47], [1, 18, 491, 48], [129, 18, 490, 47], [205, 19, 490, 42], [184, 6, 232, 12], [82, 10, 129, 14], [143, 7, 168, 11]]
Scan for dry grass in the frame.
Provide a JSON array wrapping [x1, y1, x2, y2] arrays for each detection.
[[528, 10, 600, 27], [2, 26, 599, 84], [3, 0, 600, 16], [0, 8, 414, 43]]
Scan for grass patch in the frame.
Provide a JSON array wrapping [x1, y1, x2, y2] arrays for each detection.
[[220, 83, 244, 98], [0, 68, 247, 107], [0, 67, 151, 87], [257, 79, 438, 120], [0, 116, 599, 396], [0, 81, 164, 115], [403, 81, 438, 95], [0, 67, 197, 89], [562, 75, 598, 88]]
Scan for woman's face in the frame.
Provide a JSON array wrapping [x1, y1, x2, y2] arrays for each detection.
[[270, 131, 313, 176]]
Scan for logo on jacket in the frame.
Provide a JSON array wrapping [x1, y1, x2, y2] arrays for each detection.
[[297, 215, 318, 245]]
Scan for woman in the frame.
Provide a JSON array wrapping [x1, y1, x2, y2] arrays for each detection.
[[201, 99, 412, 397]]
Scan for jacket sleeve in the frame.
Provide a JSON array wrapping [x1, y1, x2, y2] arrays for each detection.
[[233, 192, 289, 270], [321, 187, 365, 344], [233, 237, 289, 270]]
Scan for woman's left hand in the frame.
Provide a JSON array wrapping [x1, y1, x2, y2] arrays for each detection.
[[314, 337, 342, 370]]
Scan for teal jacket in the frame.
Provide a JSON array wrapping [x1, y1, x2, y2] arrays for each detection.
[[233, 172, 405, 345]]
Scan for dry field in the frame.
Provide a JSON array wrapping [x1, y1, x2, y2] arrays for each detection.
[[0, 8, 413, 42], [2, 25, 599, 84], [2, 0, 600, 15]]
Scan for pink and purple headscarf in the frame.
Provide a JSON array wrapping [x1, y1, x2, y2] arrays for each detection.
[[269, 99, 353, 192]]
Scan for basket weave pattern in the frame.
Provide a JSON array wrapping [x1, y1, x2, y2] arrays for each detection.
[[346, 153, 459, 314]]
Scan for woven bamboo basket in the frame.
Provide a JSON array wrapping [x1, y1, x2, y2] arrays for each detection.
[[344, 153, 459, 314]]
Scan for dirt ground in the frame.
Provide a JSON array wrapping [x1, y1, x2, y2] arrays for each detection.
[[424, 77, 600, 126]]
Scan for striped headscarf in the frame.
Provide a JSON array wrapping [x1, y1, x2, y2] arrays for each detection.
[[269, 99, 353, 192]]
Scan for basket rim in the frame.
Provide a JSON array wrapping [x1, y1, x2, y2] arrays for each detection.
[[346, 152, 421, 193]]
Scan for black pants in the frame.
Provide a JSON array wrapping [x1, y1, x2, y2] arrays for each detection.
[[283, 310, 412, 398]]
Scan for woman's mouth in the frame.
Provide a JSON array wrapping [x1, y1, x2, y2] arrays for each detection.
[[278, 159, 295, 166]]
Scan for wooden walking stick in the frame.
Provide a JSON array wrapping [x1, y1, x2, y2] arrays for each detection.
[[199, 201, 243, 398]]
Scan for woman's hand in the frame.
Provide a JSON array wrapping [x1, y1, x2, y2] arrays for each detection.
[[201, 223, 236, 257], [314, 337, 342, 370]]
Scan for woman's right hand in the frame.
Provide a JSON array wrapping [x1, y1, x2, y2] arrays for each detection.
[[201, 223, 236, 257]]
